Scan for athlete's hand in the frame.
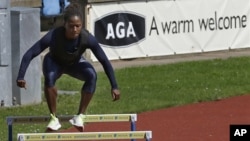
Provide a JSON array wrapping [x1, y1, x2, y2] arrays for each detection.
[[16, 79, 27, 89], [111, 88, 120, 101]]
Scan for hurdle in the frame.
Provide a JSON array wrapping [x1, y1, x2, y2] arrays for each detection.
[[17, 131, 152, 141], [6, 114, 138, 141]]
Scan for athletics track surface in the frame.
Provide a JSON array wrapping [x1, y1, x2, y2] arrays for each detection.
[[61, 49, 250, 141], [62, 94, 250, 141]]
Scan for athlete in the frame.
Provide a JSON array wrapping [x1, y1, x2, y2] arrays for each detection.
[[16, 2, 120, 131]]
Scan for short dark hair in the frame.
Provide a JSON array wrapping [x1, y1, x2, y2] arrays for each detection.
[[63, 2, 84, 23]]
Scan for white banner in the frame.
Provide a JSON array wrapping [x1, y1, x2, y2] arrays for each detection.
[[87, 0, 250, 61]]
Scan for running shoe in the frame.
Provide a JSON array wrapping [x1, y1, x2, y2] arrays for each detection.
[[47, 114, 61, 130], [69, 114, 86, 128]]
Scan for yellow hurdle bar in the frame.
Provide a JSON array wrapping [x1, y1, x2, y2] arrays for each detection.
[[17, 131, 152, 141], [8, 114, 137, 124], [7, 114, 138, 141]]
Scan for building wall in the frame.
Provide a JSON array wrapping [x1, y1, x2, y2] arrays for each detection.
[[0, 2, 12, 106]]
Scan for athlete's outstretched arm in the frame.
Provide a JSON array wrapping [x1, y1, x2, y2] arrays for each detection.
[[16, 30, 53, 88], [88, 34, 120, 101]]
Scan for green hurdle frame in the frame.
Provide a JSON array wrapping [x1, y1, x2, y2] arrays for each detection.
[[7, 114, 138, 141]]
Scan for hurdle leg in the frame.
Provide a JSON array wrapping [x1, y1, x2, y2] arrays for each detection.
[[131, 120, 136, 131], [6, 117, 13, 141], [131, 120, 136, 141], [8, 124, 13, 141], [130, 114, 137, 141]]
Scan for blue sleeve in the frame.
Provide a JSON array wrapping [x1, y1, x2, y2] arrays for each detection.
[[17, 30, 52, 80], [87, 34, 118, 89]]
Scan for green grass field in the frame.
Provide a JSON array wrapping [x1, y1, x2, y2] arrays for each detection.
[[1, 56, 250, 141]]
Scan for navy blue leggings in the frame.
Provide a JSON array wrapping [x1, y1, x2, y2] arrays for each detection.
[[42, 53, 97, 94]]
